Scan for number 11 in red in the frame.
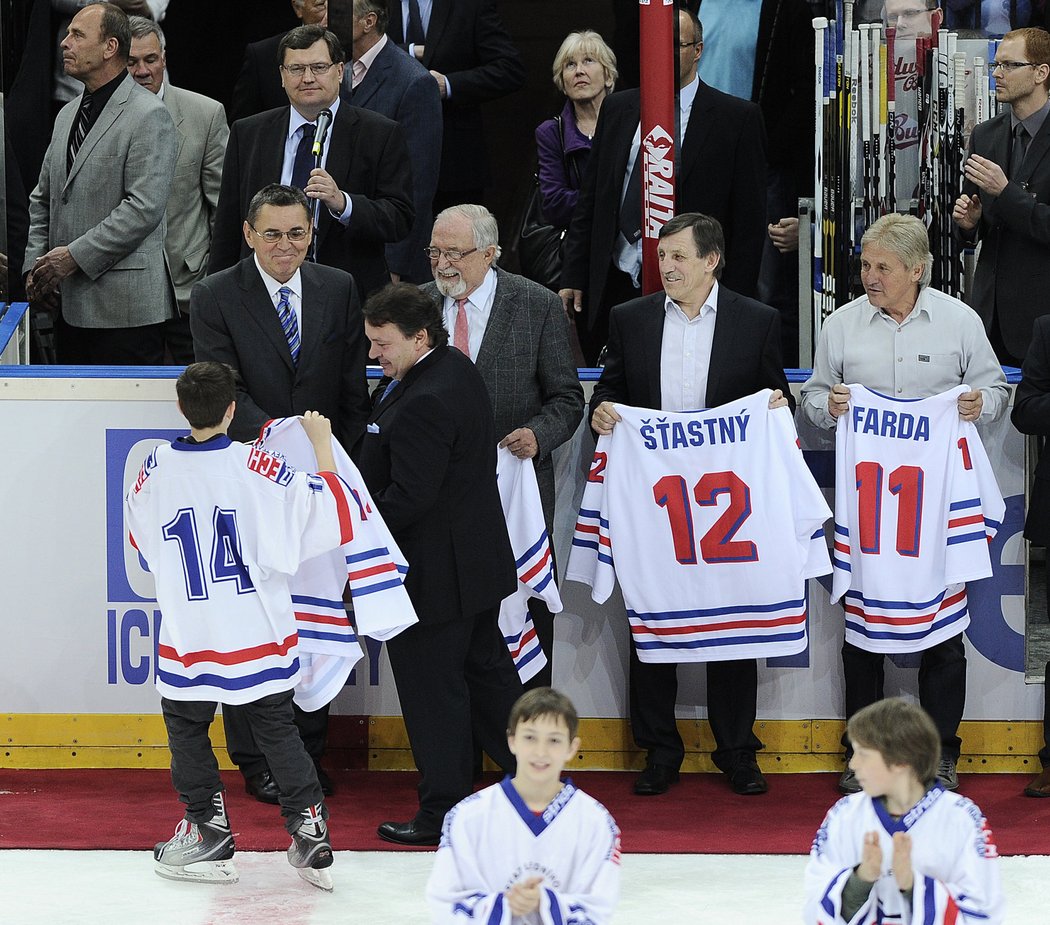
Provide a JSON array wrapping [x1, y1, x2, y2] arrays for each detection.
[[855, 462, 923, 557]]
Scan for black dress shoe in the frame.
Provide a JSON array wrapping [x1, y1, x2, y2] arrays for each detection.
[[376, 819, 441, 846], [727, 762, 768, 796], [633, 763, 680, 796], [244, 769, 280, 805], [314, 764, 335, 797]]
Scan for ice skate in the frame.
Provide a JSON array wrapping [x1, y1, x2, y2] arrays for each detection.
[[154, 791, 237, 884], [287, 803, 334, 892]]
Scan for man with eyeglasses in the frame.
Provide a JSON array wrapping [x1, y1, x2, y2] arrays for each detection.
[[559, 7, 767, 365], [209, 23, 413, 298], [191, 182, 370, 804], [953, 26, 1050, 367]]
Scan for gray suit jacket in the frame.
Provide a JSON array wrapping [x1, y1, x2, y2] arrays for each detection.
[[422, 267, 583, 529], [162, 83, 229, 315], [24, 74, 177, 328], [346, 39, 442, 283]]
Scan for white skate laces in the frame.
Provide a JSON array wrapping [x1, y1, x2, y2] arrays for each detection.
[[287, 802, 334, 892], [154, 791, 238, 884]]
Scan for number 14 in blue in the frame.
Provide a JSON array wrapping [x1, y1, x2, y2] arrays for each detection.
[[162, 507, 256, 600]]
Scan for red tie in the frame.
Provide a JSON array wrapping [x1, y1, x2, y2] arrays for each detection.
[[453, 298, 470, 359]]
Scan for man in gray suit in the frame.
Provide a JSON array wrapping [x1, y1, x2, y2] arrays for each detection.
[[334, 0, 441, 284], [127, 16, 229, 364], [422, 204, 584, 685], [24, 2, 177, 365]]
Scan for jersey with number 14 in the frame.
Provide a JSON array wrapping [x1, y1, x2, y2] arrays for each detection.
[[832, 385, 1005, 653], [566, 391, 832, 663]]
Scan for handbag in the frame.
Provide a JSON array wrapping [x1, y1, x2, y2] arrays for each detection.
[[516, 116, 580, 292]]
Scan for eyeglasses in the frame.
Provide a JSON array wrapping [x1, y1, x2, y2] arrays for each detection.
[[423, 246, 479, 262], [280, 62, 338, 78], [248, 224, 310, 243], [992, 60, 1036, 72]]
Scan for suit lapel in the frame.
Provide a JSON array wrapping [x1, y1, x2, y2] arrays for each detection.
[[65, 78, 132, 190], [644, 295, 666, 407], [705, 287, 736, 403], [296, 265, 326, 371], [352, 50, 390, 108], [1019, 114, 1050, 184], [162, 84, 187, 163], [239, 260, 296, 373], [315, 108, 356, 250], [422, 0, 451, 68], [474, 270, 514, 371], [679, 81, 717, 183]]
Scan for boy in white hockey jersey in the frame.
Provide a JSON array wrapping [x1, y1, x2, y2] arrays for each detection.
[[804, 699, 1003, 925], [427, 688, 621, 924], [125, 362, 352, 891]]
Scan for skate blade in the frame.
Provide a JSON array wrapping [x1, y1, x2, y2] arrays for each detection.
[[297, 866, 333, 892], [154, 859, 239, 884]]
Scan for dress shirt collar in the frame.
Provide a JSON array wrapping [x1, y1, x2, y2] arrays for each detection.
[[355, 32, 387, 73], [454, 266, 498, 312], [1011, 96, 1050, 139], [287, 94, 342, 143], [679, 74, 700, 116], [664, 279, 718, 323], [254, 254, 304, 304], [864, 286, 933, 327]]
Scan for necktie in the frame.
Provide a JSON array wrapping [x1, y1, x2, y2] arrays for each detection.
[[291, 123, 316, 192], [406, 0, 426, 46], [276, 286, 301, 366], [351, 59, 367, 89], [619, 144, 643, 245], [380, 379, 399, 403], [453, 298, 470, 359], [67, 94, 94, 171], [1009, 123, 1030, 181]]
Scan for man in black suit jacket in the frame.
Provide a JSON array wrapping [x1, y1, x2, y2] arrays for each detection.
[[209, 24, 414, 297], [591, 212, 791, 798], [953, 27, 1050, 367], [1012, 313, 1050, 798], [560, 8, 767, 365], [191, 184, 371, 801], [229, 0, 329, 121], [357, 282, 523, 845], [384, 0, 525, 211]]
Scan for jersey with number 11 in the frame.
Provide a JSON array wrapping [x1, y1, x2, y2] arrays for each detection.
[[832, 385, 1005, 653]]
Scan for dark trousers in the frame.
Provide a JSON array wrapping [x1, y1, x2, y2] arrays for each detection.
[[757, 165, 800, 368], [385, 606, 524, 830], [576, 264, 640, 367], [223, 700, 330, 779], [56, 314, 166, 365], [163, 311, 194, 365], [522, 597, 555, 690], [628, 645, 763, 774], [840, 634, 966, 761], [162, 691, 323, 832]]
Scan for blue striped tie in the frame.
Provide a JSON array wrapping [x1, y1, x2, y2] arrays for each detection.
[[276, 286, 301, 366]]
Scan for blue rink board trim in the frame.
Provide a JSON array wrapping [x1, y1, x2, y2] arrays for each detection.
[[0, 365, 1026, 384]]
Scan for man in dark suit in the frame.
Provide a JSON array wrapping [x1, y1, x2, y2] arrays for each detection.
[[560, 7, 767, 365], [191, 183, 370, 802], [1012, 314, 1050, 798], [953, 27, 1050, 367], [229, 0, 329, 121], [358, 282, 523, 845], [420, 204, 583, 685], [591, 212, 790, 798], [209, 24, 413, 297], [384, 0, 525, 212], [335, 0, 441, 284]]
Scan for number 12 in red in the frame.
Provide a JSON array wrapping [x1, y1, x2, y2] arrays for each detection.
[[653, 471, 759, 565], [855, 462, 924, 557]]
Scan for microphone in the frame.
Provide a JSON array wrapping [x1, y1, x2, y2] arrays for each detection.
[[311, 109, 333, 157]]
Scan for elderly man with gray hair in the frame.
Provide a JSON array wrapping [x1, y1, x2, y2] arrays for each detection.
[[422, 203, 583, 688], [800, 211, 1008, 795]]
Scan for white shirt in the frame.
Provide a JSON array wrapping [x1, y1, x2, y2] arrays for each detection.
[[659, 280, 718, 411], [440, 267, 498, 361], [615, 76, 702, 283], [281, 96, 353, 224], [254, 255, 304, 334]]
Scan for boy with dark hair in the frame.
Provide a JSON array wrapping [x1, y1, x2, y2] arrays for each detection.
[[426, 688, 621, 923], [804, 698, 1004, 925], [125, 361, 355, 891]]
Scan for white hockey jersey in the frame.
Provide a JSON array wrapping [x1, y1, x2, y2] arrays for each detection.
[[496, 447, 563, 683], [124, 434, 356, 705], [804, 786, 1004, 925], [254, 417, 418, 710], [426, 777, 621, 925], [832, 386, 1005, 653], [566, 391, 832, 663]]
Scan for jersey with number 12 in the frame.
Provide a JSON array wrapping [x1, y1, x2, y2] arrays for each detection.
[[832, 385, 1005, 653], [567, 391, 832, 664]]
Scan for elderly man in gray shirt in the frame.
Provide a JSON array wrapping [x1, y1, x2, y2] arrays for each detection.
[[801, 212, 1008, 796]]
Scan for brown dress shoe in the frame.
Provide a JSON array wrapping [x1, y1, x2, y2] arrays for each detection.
[[1024, 766, 1050, 798]]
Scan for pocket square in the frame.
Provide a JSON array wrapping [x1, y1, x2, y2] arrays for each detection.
[[367, 422, 380, 434]]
